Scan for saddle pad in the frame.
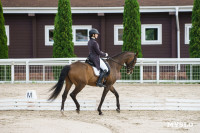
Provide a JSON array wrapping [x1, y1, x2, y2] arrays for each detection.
[[92, 67, 100, 76]]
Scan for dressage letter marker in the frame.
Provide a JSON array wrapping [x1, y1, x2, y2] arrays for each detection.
[[26, 90, 37, 99]]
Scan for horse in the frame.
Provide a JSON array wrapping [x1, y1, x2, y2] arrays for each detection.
[[48, 51, 138, 115]]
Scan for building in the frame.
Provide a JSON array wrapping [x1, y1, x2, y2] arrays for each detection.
[[2, 0, 193, 58]]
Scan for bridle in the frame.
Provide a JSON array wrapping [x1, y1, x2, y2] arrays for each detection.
[[107, 54, 137, 71]]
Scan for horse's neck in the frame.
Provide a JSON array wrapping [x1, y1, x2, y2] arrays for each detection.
[[109, 53, 128, 72]]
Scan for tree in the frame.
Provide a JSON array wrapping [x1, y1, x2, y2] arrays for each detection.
[[0, 0, 10, 81], [122, 0, 142, 57], [53, 0, 75, 58], [189, 0, 200, 58], [187, 0, 200, 80], [0, 0, 8, 59]]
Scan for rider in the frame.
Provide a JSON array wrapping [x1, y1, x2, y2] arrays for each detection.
[[88, 28, 109, 87]]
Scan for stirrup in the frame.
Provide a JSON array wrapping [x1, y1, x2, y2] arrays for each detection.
[[96, 82, 106, 87]]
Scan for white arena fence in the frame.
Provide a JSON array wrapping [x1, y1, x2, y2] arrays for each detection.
[[0, 58, 200, 83], [0, 99, 200, 111]]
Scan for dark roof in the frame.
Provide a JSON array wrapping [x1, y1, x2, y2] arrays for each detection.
[[1, 0, 194, 7]]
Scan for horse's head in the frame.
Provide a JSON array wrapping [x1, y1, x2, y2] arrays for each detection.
[[125, 52, 138, 75]]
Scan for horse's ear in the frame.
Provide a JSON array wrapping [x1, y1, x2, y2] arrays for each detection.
[[135, 52, 138, 57]]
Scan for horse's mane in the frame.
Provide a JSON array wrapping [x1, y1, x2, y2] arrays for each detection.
[[111, 51, 129, 58]]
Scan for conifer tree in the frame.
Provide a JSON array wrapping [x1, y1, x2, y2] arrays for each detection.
[[122, 0, 142, 57], [189, 0, 200, 58], [0, 0, 8, 59], [188, 0, 200, 80], [53, 0, 75, 58]]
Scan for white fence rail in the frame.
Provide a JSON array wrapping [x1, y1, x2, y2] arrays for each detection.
[[0, 99, 200, 111], [0, 58, 200, 83]]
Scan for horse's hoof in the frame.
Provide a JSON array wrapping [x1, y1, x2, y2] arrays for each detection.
[[76, 109, 80, 114], [116, 109, 120, 113], [99, 112, 103, 115], [60, 110, 65, 116]]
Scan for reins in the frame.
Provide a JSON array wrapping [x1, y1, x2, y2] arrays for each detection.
[[107, 55, 136, 70], [107, 57, 126, 67]]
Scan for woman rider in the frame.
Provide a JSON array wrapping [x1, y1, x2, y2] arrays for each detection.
[[88, 28, 108, 87]]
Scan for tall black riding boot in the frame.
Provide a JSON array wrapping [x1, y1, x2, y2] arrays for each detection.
[[96, 70, 107, 87]]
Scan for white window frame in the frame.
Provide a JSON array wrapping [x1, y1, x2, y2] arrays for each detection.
[[5, 25, 9, 46], [185, 24, 192, 44], [114, 25, 123, 45], [72, 25, 92, 46], [141, 24, 162, 45], [45, 25, 54, 46]]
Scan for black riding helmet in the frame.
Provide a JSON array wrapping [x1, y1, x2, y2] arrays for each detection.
[[89, 28, 100, 37]]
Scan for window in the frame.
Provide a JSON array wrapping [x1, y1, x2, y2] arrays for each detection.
[[45, 25, 54, 46], [141, 24, 162, 45], [5, 25, 9, 46], [45, 25, 91, 46], [185, 24, 192, 44], [114, 25, 123, 45], [72, 25, 92, 46]]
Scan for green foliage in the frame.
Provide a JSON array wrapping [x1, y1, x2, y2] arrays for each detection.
[[53, 0, 75, 58], [52, 0, 75, 80], [120, 66, 140, 80], [189, 0, 200, 58], [186, 65, 200, 80], [51, 66, 63, 80], [0, 66, 11, 81], [0, 1, 9, 81], [122, 0, 142, 57], [0, 0, 8, 59]]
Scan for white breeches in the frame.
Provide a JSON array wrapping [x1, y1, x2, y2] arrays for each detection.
[[100, 58, 108, 72]]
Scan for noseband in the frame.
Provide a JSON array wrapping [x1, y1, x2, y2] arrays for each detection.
[[107, 55, 137, 70]]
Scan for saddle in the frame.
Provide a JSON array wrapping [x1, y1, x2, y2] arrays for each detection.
[[85, 57, 110, 77], [85, 58, 95, 67]]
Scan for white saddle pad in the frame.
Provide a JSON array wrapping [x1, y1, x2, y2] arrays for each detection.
[[92, 67, 100, 76]]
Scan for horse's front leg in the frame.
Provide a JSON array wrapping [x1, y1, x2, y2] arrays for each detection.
[[97, 87, 109, 115], [110, 86, 120, 113]]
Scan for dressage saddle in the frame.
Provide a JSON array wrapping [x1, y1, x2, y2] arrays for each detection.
[[85, 57, 110, 86]]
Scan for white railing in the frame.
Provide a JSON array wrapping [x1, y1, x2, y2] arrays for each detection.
[[0, 58, 200, 83], [1, 99, 200, 111]]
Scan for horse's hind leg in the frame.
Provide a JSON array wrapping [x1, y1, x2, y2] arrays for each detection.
[[110, 86, 120, 113], [61, 78, 72, 111], [70, 84, 85, 114]]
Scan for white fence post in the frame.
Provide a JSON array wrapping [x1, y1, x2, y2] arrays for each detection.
[[69, 59, 72, 65], [156, 61, 160, 84], [43, 65, 45, 81], [140, 61, 143, 83], [11, 62, 14, 83], [190, 64, 193, 81], [26, 61, 29, 83], [175, 64, 178, 81], [4, 65, 6, 81]]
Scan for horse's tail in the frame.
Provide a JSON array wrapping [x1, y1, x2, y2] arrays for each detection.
[[48, 65, 70, 101]]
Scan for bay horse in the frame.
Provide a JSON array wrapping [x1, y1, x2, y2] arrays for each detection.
[[48, 51, 138, 115]]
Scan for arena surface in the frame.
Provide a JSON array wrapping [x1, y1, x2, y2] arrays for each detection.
[[0, 83, 200, 133]]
